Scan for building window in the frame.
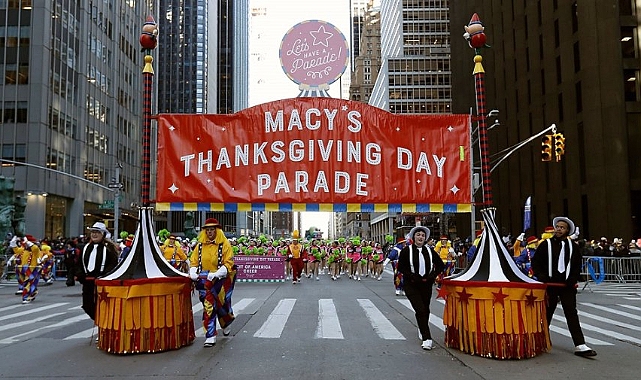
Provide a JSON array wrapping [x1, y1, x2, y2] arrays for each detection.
[[573, 41, 581, 72], [4, 63, 29, 84], [1, 143, 26, 163], [571, 2, 578, 34], [1, 101, 28, 123], [575, 81, 583, 112]]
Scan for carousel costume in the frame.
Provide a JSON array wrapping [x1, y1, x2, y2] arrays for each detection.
[[189, 218, 236, 347]]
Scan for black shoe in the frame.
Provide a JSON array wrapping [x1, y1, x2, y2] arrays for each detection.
[[574, 349, 597, 357]]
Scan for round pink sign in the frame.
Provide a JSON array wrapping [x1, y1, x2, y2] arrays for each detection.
[[280, 20, 349, 87]]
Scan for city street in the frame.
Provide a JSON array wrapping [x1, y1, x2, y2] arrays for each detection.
[[0, 272, 640, 380]]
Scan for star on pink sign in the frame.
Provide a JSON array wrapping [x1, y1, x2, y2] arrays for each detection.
[[310, 25, 333, 47]]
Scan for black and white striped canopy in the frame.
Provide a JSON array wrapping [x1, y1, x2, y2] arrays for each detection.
[[102, 207, 187, 280], [448, 208, 539, 283]]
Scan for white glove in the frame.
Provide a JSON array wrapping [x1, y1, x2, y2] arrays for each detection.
[[37, 257, 43, 265], [516, 232, 525, 242], [569, 226, 580, 240], [189, 267, 198, 281], [448, 247, 454, 254], [6, 256, 14, 265], [26, 241, 34, 249], [209, 266, 228, 280], [288, 254, 293, 259], [9, 235, 19, 248], [383, 258, 390, 267]]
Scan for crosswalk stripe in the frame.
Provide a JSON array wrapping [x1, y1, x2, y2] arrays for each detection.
[[254, 298, 296, 338], [547, 324, 613, 346], [316, 299, 343, 339], [552, 314, 641, 345], [397, 299, 445, 332], [0, 303, 68, 322], [620, 304, 641, 312], [0, 304, 28, 313], [358, 299, 404, 340], [577, 310, 641, 332], [194, 298, 256, 337], [0, 314, 89, 344], [0, 312, 65, 333], [63, 327, 96, 340], [580, 302, 641, 321]]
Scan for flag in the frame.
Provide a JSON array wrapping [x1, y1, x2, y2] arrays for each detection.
[[523, 196, 532, 231]]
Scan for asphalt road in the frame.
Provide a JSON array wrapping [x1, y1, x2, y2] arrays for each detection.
[[0, 272, 640, 380]]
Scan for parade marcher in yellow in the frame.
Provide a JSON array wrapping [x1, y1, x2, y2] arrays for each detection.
[[39, 242, 55, 285], [189, 218, 236, 347], [8, 235, 43, 303], [161, 234, 188, 272]]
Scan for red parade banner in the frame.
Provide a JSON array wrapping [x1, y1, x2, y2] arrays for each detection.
[[155, 98, 471, 208]]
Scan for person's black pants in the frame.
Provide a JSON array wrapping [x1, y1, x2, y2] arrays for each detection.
[[81, 280, 96, 320], [404, 278, 434, 340], [546, 285, 585, 346]]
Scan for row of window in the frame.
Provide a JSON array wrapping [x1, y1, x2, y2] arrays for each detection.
[[0, 26, 30, 47], [47, 148, 73, 174], [403, 10, 449, 21], [388, 74, 451, 86], [389, 88, 451, 100], [0, 0, 31, 10], [1, 143, 25, 162], [86, 95, 110, 124], [49, 106, 77, 138], [389, 58, 450, 72], [4, 63, 28, 84], [0, 101, 27, 123], [389, 101, 450, 114]]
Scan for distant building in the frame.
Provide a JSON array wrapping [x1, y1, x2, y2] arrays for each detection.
[[451, 1, 641, 239], [0, 1, 154, 238]]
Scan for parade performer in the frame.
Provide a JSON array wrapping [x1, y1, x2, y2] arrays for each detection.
[[189, 218, 236, 347], [161, 234, 188, 272], [77, 222, 119, 320], [8, 235, 42, 303], [118, 234, 134, 262], [531, 216, 596, 357], [384, 237, 407, 296], [308, 239, 323, 281], [397, 226, 445, 350], [540, 226, 555, 240], [372, 243, 385, 280], [287, 230, 306, 284], [515, 236, 538, 277], [328, 240, 342, 280], [39, 242, 55, 285]]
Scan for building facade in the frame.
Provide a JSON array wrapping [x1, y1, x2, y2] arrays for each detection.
[[451, 0, 641, 240], [0, 0, 155, 239], [355, 0, 454, 241], [157, 0, 250, 235]]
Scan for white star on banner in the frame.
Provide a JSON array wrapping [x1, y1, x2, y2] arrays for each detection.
[[447, 125, 454, 132], [417, 179, 422, 184], [169, 125, 175, 131], [169, 183, 179, 193], [207, 179, 211, 183], [450, 185, 460, 194], [310, 25, 333, 47], [341, 105, 348, 111]]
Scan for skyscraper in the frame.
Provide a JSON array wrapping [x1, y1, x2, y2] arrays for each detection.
[[157, 0, 249, 234], [451, 1, 641, 239], [0, 0, 155, 238]]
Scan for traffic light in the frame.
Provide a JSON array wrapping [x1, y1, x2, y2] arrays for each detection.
[[553, 133, 565, 161], [541, 134, 552, 161]]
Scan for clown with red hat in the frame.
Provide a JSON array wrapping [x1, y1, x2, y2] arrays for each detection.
[[514, 236, 539, 277], [189, 218, 236, 347], [7, 234, 43, 303]]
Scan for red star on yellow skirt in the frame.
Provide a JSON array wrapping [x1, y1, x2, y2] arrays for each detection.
[[492, 288, 509, 305]]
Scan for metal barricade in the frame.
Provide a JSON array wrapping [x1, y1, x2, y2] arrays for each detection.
[[581, 256, 641, 284]]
